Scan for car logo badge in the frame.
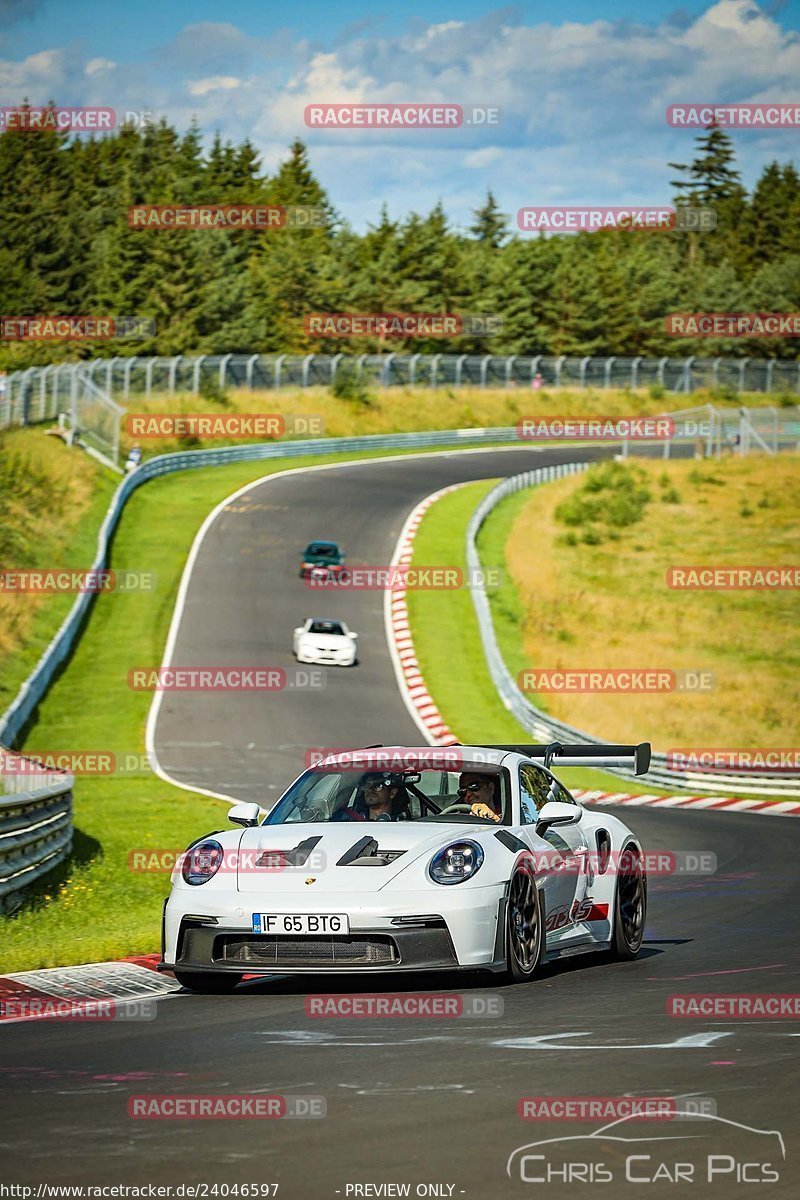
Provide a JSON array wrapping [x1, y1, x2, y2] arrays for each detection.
[[305, 877, 316, 885]]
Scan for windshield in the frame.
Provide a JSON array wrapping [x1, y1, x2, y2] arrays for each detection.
[[307, 620, 346, 636], [306, 543, 338, 556], [264, 766, 510, 825]]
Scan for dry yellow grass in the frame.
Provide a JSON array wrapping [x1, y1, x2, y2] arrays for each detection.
[[117, 384, 772, 460], [503, 454, 800, 749]]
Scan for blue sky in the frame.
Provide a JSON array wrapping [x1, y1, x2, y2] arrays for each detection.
[[2, 0, 799, 231]]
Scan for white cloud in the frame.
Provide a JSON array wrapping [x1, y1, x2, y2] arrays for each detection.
[[187, 75, 240, 96], [85, 57, 116, 76]]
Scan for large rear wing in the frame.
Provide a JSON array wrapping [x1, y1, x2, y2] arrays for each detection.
[[491, 742, 651, 776]]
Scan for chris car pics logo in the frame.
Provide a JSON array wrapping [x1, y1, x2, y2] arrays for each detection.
[[507, 1113, 784, 1185]]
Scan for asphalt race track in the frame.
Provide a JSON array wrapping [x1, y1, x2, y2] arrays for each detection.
[[2, 445, 798, 1197]]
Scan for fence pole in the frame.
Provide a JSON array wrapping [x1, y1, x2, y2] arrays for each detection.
[[604, 356, 615, 387], [168, 355, 181, 395], [505, 355, 516, 387], [578, 356, 589, 387]]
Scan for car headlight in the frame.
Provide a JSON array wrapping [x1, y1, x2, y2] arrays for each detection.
[[428, 840, 484, 885], [181, 839, 224, 886]]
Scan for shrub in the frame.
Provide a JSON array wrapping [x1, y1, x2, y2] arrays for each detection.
[[198, 373, 232, 408], [330, 361, 376, 408]]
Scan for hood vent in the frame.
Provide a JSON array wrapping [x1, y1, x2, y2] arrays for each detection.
[[337, 836, 406, 867], [255, 836, 322, 868]]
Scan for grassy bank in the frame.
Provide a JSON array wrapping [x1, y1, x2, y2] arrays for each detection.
[[0, 430, 118, 712], [502, 455, 800, 746], [115, 384, 785, 462]]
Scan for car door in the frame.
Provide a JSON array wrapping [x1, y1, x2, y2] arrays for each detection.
[[516, 763, 588, 942]]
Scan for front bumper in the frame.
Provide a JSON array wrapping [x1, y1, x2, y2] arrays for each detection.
[[296, 646, 355, 666], [162, 919, 461, 975], [161, 885, 504, 975]]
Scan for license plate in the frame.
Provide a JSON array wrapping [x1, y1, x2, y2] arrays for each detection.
[[252, 913, 350, 935]]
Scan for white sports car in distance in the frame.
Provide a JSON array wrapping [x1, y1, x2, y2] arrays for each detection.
[[292, 617, 358, 666], [160, 741, 649, 993]]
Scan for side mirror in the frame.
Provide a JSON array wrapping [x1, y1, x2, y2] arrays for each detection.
[[349, 631, 358, 639], [535, 800, 581, 835], [228, 802, 261, 828]]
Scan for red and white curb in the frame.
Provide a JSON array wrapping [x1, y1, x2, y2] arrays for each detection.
[[575, 789, 800, 817], [0, 954, 177, 1023], [386, 484, 466, 746]]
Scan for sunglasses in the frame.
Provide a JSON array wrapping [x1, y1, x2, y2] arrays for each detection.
[[457, 781, 488, 795]]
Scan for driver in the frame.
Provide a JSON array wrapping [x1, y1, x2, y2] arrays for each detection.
[[449, 771, 502, 822]]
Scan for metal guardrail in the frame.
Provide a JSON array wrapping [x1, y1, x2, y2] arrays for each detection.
[[2, 352, 800, 427], [0, 751, 73, 913], [466, 466, 800, 798]]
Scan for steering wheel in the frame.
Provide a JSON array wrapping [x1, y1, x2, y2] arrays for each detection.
[[443, 802, 476, 814]]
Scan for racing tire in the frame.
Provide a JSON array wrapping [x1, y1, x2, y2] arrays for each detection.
[[503, 866, 544, 982], [610, 845, 647, 960], [172, 970, 243, 993]]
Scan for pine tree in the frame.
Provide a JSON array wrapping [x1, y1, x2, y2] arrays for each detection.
[[469, 191, 508, 249]]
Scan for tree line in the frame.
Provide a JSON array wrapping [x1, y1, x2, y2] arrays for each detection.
[[1, 116, 798, 368]]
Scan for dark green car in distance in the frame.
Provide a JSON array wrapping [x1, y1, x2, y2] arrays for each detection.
[[300, 540, 346, 579]]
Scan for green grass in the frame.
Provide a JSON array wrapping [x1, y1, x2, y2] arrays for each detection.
[[0, 440, 523, 971], [404, 482, 650, 795], [0, 430, 118, 711]]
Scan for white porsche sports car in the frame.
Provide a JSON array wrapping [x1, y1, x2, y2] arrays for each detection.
[[160, 742, 649, 992], [292, 617, 358, 666]]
